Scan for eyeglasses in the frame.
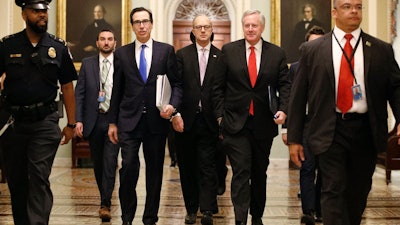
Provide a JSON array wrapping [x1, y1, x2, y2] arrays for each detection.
[[132, 19, 151, 26], [337, 4, 363, 12], [193, 25, 212, 30]]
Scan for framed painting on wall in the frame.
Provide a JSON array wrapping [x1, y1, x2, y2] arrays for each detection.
[[271, 0, 332, 63], [57, 0, 131, 68]]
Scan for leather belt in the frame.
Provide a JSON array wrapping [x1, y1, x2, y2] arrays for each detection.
[[336, 112, 368, 120]]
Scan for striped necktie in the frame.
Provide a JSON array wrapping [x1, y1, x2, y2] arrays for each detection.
[[100, 58, 111, 111]]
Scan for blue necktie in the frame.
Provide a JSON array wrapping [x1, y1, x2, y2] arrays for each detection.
[[139, 44, 147, 82]]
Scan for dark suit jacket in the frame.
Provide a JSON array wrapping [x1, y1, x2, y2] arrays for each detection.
[[287, 31, 400, 154], [213, 39, 291, 139], [75, 55, 101, 137], [109, 40, 183, 134], [176, 44, 225, 133]]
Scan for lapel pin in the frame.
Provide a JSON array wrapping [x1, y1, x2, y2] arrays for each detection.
[[366, 41, 371, 47], [213, 55, 217, 58]]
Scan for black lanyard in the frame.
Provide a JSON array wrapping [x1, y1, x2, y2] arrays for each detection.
[[332, 30, 362, 84]]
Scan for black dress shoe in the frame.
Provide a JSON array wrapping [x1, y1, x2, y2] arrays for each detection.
[[314, 211, 322, 223], [252, 217, 263, 225], [201, 211, 213, 225], [98, 206, 111, 222], [185, 213, 197, 224], [122, 222, 132, 225], [301, 213, 315, 225], [235, 221, 246, 225]]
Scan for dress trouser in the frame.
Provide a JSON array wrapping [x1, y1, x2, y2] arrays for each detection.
[[88, 112, 119, 208], [300, 134, 322, 214], [222, 116, 273, 222], [175, 112, 219, 214], [1, 112, 61, 225], [215, 140, 228, 190], [118, 114, 166, 224], [319, 114, 376, 225]]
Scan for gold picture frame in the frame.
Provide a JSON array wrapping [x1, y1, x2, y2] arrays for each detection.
[[57, 0, 131, 70], [270, 0, 332, 63]]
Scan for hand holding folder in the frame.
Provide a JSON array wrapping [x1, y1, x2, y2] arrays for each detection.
[[268, 85, 279, 115], [156, 74, 171, 111]]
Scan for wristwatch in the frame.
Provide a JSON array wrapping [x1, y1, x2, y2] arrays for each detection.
[[67, 123, 76, 128]]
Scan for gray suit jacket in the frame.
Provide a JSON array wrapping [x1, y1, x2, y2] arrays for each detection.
[[287, 31, 400, 154]]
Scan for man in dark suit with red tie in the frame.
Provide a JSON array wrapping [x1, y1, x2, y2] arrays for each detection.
[[75, 29, 120, 222], [171, 14, 226, 225], [107, 7, 183, 225], [213, 10, 291, 225], [288, 0, 400, 224]]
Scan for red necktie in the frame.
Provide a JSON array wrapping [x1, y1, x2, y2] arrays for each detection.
[[337, 34, 354, 114], [248, 46, 257, 115]]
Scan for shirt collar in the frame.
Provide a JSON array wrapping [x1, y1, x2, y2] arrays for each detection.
[[196, 42, 211, 52], [99, 53, 114, 64], [136, 39, 153, 51], [333, 25, 361, 41], [245, 39, 262, 51]]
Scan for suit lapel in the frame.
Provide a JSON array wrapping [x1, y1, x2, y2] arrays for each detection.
[[190, 45, 201, 87], [257, 41, 270, 85], [202, 45, 218, 87], [237, 40, 251, 86], [361, 32, 372, 85], [130, 41, 143, 83], [148, 41, 158, 84], [92, 55, 100, 91], [323, 33, 335, 90]]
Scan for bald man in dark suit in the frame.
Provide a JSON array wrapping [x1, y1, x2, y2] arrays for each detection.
[[288, 0, 400, 224]]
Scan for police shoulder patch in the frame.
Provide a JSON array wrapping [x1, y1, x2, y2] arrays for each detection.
[[0, 34, 15, 43], [49, 34, 67, 46]]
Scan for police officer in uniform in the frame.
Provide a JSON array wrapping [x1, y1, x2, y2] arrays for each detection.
[[0, 0, 77, 224]]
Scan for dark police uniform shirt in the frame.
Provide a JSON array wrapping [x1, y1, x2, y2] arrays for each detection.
[[0, 29, 77, 106]]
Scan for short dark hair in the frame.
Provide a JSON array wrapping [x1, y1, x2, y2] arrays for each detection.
[[97, 29, 116, 41], [305, 25, 325, 41], [129, 7, 153, 25]]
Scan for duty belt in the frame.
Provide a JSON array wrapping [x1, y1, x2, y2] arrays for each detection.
[[7, 101, 58, 122]]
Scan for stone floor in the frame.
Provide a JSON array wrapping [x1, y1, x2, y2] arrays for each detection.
[[0, 158, 399, 225]]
